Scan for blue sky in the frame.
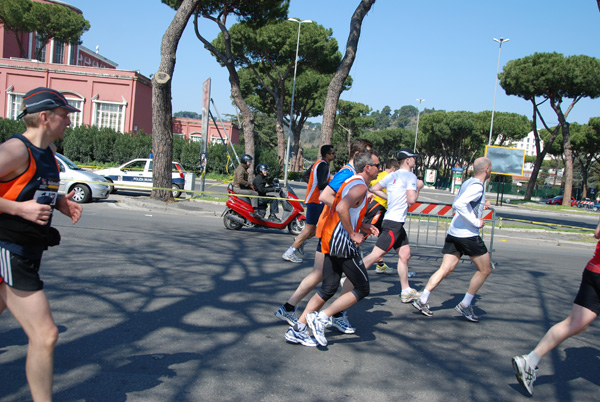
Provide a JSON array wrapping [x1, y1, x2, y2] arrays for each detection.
[[66, 0, 600, 126]]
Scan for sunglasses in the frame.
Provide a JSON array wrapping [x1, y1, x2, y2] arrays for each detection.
[[366, 163, 379, 167]]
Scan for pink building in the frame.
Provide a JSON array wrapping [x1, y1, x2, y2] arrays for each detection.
[[173, 117, 240, 145], [0, 0, 238, 143]]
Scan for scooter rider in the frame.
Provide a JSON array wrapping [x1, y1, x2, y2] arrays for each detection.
[[253, 163, 282, 222], [233, 154, 260, 219]]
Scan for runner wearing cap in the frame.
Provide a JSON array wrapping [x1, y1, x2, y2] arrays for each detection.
[[0, 87, 82, 401], [361, 148, 424, 303]]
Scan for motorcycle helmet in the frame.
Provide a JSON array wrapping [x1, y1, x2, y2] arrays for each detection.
[[256, 163, 269, 174], [240, 154, 253, 164]]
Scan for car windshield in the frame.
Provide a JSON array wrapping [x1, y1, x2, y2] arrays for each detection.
[[56, 153, 82, 170]]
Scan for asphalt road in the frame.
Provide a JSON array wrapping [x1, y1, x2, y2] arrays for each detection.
[[1, 200, 598, 401]]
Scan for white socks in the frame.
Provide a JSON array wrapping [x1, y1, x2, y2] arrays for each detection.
[[526, 351, 541, 368], [420, 289, 431, 304], [461, 292, 475, 307]]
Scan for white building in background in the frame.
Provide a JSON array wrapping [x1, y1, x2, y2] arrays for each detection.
[[496, 131, 562, 186]]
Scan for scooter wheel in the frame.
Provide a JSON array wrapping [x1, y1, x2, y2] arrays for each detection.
[[288, 216, 305, 236], [223, 210, 243, 230]]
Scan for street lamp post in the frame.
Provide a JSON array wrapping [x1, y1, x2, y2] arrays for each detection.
[[489, 37, 509, 145], [284, 17, 312, 186], [413, 98, 425, 152]]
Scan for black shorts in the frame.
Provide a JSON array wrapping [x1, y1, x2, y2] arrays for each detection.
[[574, 269, 600, 315], [363, 201, 386, 232], [442, 234, 488, 257], [375, 220, 409, 252], [306, 203, 325, 225], [318, 254, 369, 301], [0, 247, 44, 291]]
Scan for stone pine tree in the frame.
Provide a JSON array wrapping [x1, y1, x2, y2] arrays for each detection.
[[499, 52, 600, 203], [213, 20, 340, 167], [320, 0, 376, 147], [152, 0, 200, 201], [0, 0, 89, 60], [164, 0, 289, 161]]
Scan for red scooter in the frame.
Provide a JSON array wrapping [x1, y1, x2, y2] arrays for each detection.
[[222, 179, 306, 235]]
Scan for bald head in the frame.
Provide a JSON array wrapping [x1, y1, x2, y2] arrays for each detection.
[[473, 157, 491, 174]]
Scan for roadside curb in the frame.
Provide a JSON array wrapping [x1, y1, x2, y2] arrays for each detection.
[[113, 196, 223, 216]]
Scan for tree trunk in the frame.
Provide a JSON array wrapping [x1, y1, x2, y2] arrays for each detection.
[[228, 66, 255, 158], [151, 0, 199, 201], [276, 95, 285, 167], [192, 13, 255, 161], [552, 101, 573, 205], [524, 101, 560, 200], [321, 0, 375, 146]]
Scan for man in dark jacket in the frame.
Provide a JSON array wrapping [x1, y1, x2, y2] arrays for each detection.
[[253, 164, 281, 222], [233, 154, 260, 219]]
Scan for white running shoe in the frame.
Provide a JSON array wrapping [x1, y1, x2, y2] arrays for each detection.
[[285, 326, 317, 347], [330, 311, 356, 334], [512, 355, 537, 396], [400, 288, 421, 303], [455, 302, 479, 322], [306, 312, 328, 346], [274, 305, 298, 325], [282, 251, 302, 263]]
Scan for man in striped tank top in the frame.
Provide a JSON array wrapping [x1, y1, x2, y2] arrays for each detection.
[[285, 151, 380, 347]]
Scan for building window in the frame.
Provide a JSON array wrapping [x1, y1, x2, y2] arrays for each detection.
[[93, 100, 125, 132], [190, 134, 202, 143], [53, 40, 65, 64], [69, 44, 77, 65], [66, 98, 83, 127], [35, 33, 46, 62], [6, 91, 24, 120]]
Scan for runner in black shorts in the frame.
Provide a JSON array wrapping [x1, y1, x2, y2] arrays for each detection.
[[512, 219, 600, 396], [0, 87, 82, 401], [362, 149, 423, 303], [441, 235, 488, 257], [0, 250, 44, 291], [375, 220, 410, 252], [412, 157, 493, 322]]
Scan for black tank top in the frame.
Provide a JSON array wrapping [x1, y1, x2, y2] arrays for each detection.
[[0, 134, 60, 257]]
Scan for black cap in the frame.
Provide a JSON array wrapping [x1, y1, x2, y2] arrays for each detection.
[[396, 148, 420, 160], [18, 87, 80, 119]]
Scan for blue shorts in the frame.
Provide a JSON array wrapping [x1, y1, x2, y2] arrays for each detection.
[[305, 203, 325, 225]]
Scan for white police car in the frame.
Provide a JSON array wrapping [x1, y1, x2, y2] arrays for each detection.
[[95, 158, 186, 198], [55, 153, 110, 203]]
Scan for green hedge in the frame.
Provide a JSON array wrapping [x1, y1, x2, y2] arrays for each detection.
[[0, 118, 286, 177]]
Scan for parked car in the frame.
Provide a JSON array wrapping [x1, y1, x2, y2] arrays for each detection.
[[55, 153, 110, 203], [95, 158, 185, 197], [545, 195, 577, 206]]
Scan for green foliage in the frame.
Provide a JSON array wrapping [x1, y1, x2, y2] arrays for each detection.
[[207, 143, 244, 175], [173, 111, 201, 119], [161, 0, 289, 27], [0, 117, 26, 142], [256, 146, 282, 179], [500, 53, 600, 103], [362, 128, 409, 160], [0, 0, 90, 59]]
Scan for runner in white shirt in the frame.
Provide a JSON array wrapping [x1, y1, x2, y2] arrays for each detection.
[[412, 157, 493, 322], [362, 148, 424, 303]]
